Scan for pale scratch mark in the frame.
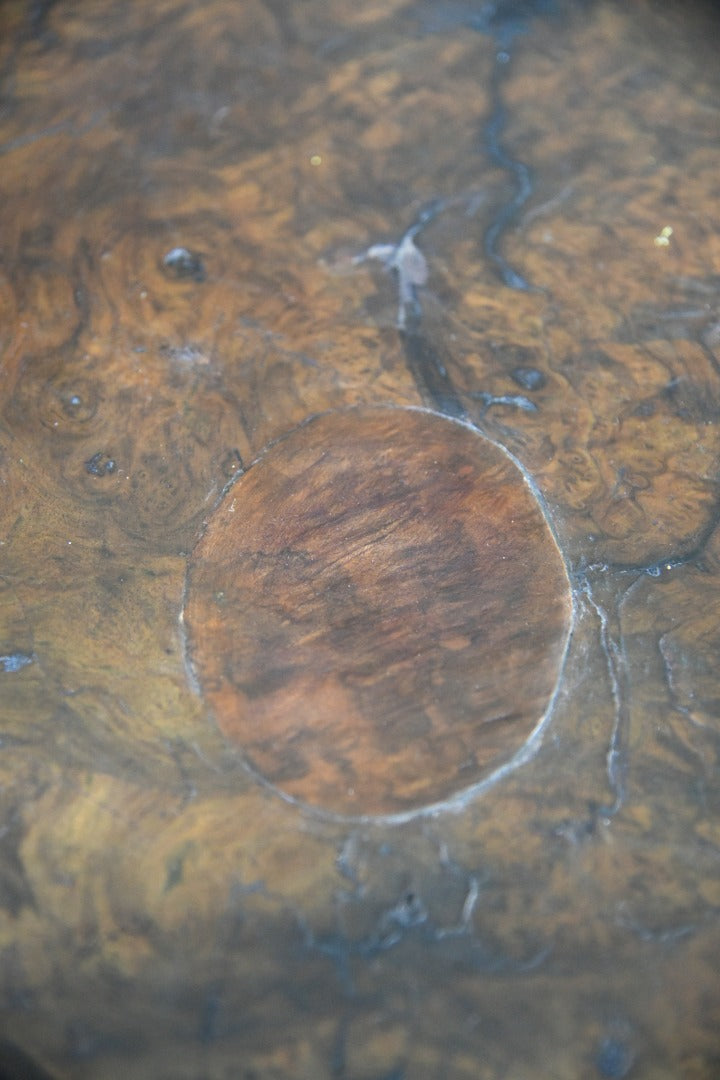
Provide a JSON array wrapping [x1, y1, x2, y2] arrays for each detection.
[[519, 182, 575, 230], [580, 576, 631, 818]]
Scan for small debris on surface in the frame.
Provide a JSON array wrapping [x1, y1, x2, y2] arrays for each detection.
[[85, 451, 117, 477], [511, 365, 546, 391], [162, 247, 206, 282], [653, 225, 673, 248], [470, 390, 538, 414], [354, 230, 429, 329], [0, 653, 33, 673], [353, 202, 446, 329]]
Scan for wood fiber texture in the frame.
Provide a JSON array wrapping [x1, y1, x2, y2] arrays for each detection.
[[0, 0, 720, 1077], [186, 407, 571, 815]]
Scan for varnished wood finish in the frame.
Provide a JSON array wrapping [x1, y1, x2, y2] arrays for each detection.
[[1, 0, 720, 1077], [186, 406, 571, 816]]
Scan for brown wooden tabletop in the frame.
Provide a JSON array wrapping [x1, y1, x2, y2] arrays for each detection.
[[1, 1, 720, 1076]]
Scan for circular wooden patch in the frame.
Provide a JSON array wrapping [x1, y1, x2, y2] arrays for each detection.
[[184, 407, 572, 817]]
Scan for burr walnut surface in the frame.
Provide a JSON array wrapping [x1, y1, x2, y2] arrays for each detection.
[[1, 0, 720, 1077]]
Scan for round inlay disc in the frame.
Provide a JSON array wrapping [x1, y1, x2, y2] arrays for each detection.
[[184, 407, 572, 817]]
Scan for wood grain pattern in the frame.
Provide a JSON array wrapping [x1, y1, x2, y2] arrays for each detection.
[[1, 0, 720, 1076], [186, 407, 571, 815]]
